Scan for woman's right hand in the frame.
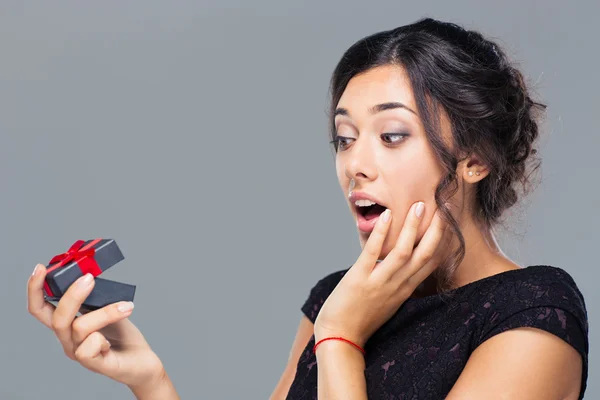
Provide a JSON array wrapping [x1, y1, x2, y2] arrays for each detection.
[[27, 263, 166, 392]]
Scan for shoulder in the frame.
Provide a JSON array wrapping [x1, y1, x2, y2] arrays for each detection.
[[477, 265, 588, 335], [448, 265, 589, 399], [471, 265, 589, 396], [300, 268, 349, 324]]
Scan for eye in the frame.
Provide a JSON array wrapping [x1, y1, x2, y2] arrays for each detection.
[[381, 133, 408, 145], [329, 136, 355, 152]]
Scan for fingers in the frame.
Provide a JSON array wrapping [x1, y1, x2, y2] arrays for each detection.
[[408, 219, 452, 286], [355, 209, 392, 273], [74, 331, 112, 372], [27, 264, 55, 329], [71, 301, 134, 345], [51, 273, 96, 359], [400, 206, 450, 285], [381, 201, 425, 268]]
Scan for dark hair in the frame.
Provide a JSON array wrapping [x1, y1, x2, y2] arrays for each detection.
[[328, 18, 545, 293]]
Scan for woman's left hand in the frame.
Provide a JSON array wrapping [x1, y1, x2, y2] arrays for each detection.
[[314, 202, 452, 349]]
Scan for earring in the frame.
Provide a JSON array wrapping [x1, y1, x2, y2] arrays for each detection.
[[468, 171, 474, 177], [475, 171, 480, 176]]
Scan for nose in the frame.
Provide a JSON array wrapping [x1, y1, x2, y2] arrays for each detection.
[[344, 137, 378, 183]]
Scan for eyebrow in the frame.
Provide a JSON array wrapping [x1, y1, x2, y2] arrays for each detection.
[[334, 102, 417, 118]]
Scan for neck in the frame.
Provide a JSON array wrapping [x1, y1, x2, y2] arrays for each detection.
[[412, 211, 521, 298]]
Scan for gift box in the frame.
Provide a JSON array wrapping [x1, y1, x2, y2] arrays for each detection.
[[45, 277, 136, 311], [43, 238, 125, 297], [42, 238, 135, 309]]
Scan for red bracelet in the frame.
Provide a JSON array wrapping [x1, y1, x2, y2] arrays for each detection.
[[313, 337, 366, 356]]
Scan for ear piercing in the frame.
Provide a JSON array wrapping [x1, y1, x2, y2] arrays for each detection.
[[468, 171, 481, 177]]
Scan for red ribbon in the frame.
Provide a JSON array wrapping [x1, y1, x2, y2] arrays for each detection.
[[43, 239, 103, 297]]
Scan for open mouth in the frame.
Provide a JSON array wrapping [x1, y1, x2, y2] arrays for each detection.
[[355, 200, 387, 221], [349, 191, 388, 233]]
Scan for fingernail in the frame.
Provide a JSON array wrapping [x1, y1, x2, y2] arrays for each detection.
[[32, 264, 39, 276], [77, 273, 94, 289], [415, 202, 425, 218], [117, 301, 134, 312], [382, 209, 391, 222], [105, 339, 111, 348]]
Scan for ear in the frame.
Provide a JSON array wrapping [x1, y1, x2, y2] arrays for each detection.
[[459, 154, 490, 183]]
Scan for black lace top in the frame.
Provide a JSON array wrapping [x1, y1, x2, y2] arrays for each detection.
[[286, 265, 589, 399]]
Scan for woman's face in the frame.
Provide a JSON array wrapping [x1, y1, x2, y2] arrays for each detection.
[[334, 65, 449, 257]]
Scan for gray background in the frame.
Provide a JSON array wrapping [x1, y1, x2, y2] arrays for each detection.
[[2, 0, 597, 398]]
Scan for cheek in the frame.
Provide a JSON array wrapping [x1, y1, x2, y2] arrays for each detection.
[[388, 155, 441, 201], [378, 162, 443, 257], [377, 212, 432, 260], [385, 176, 439, 242], [388, 145, 442, 212]]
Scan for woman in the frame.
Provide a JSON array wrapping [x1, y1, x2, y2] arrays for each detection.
[[27, 18, 588, 399]]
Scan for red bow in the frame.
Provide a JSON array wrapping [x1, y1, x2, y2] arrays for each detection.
[[48, 239, 96, 268], [44, 239, 102, 297]]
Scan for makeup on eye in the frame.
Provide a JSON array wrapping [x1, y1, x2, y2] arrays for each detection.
[[330, 133, 409, 151], [381, 133, 409, 144]]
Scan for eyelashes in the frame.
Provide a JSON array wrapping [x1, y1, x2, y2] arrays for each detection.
[[330, 133, 409, 152], [329, 136, 351, 151], [381, 133, 409, 145]]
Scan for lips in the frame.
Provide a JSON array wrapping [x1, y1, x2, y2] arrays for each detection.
[[349, 191, 386, 208], [348, 190, 388, 233]]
